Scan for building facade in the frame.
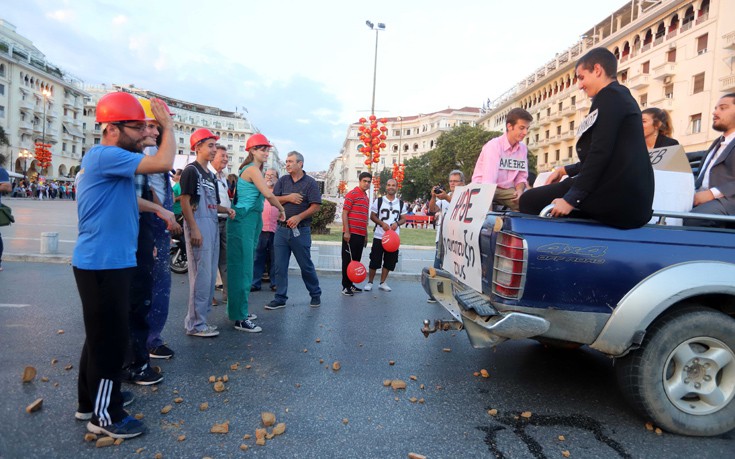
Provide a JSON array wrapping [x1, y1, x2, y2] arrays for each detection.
[[479, 0, 734, 172], [80, 84, 284, 176], [0, 19, 88, 180], [327, 107, 481, 195]]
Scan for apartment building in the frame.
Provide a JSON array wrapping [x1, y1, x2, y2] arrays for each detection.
[[0, 19, 88, 180], [327, 107, 481, 195], [479, 0, 734, 172]]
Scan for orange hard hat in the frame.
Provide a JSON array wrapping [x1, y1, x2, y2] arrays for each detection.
[[95, 92, 145, 123], [246, 133, 273, 151], [190, 128, 220, 151], [347, 261, 367, 284]]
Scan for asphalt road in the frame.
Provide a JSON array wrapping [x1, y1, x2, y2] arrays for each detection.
[[1, 261, 733, 458]]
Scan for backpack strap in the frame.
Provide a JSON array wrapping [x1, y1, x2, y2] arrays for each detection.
[[373, 196, 383, 230]]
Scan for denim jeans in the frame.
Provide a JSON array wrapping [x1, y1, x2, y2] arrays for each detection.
[[273, 225, 321, 302], [252, 231, 275, 289]]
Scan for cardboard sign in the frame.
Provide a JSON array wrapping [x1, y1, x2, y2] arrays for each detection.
[[441, 184, 496, 291], [648, 145, 692, 173]]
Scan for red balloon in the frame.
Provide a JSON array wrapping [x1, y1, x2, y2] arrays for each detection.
[[347, 260, 367, 283], [382, 230, 400, 252]]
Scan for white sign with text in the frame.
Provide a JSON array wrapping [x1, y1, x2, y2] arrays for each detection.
[[441, 184, 496, 291]]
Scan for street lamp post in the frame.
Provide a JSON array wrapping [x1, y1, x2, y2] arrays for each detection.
[[365, 20, 385, 174], [19, 148, 33, 182]]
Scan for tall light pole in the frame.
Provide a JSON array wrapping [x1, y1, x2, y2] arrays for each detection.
[[19, 148, 33, 182], [365, 20, 385, 174]]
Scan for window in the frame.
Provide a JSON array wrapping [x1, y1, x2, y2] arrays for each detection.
[[666, 48, 676, 62], [640, 93, 648, 108], [545, 130, 550, 139], [556, 126, 561, 135], [179, 137, 184, 144], [691, 114, 702, 134], [571, 96, 576, 106], [568, 146, 573, 158], [693, 73, 705, 94], [664, 84, 674, 99], [543, 152, 549, 164], [62, 142, 67, 152], [72, 145, 76, 154], [0, 63, 5, 77], [569, 120, 575, 131], [0, 83, 4, 95], [641, 61, 650, 74], [555, 150, 560, 161], [239, 145, 245, 152], [0, 105, 4, 118], [94, 138, 100, 145], [619, 70, 628, 83], [535, 134, 539, 142], [697, 34, 708, 54], [558, 102, 563, 111]]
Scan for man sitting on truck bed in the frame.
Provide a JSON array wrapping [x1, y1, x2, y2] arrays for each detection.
[[684, 93, 735, 228], [471, 107, 532, 211], [519, 47, 655, 229]]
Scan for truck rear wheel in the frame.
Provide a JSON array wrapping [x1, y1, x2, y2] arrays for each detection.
[[616, 305, 735, 436]]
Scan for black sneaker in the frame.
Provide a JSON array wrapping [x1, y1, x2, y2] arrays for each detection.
[[310, 296, 321, 308], [341, 287, 354, 296], [234, 319, 262, 333], [149, 345, 174, 360], [351, 285, 363, 293], [75, 391, 134, 421], [87, 415, 146, 439], [265, 300, 286, 310], [124, 364, 163, 386], [250, 286, 261, 292]]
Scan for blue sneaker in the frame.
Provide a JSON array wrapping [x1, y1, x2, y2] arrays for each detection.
[[87, 415, 146, 439]]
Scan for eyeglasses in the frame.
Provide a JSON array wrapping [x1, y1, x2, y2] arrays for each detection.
[[114, 122, 147, 132]]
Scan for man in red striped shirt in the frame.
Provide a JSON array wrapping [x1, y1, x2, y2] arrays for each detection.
[[341, 172, 372, 295]]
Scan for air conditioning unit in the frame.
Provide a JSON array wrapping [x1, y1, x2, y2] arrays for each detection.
[[663, 76, 673, 84]]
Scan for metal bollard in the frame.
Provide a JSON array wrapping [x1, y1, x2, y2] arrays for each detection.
[[40, 232, 59, 254]]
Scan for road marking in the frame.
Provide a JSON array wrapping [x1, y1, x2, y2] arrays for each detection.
[[0, 303, 32, 308]]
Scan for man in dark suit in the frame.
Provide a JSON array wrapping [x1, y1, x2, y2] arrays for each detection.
[[519, 47, 654, 229], [684, 93, 735, 227]]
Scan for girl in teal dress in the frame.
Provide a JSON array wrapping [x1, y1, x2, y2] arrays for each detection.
[[227, 135, 285, 332]]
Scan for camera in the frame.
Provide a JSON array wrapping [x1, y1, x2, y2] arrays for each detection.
[[433, 186, 444, 195]]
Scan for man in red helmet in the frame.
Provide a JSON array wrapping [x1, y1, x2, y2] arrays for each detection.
[[72, 94, 176, 439]]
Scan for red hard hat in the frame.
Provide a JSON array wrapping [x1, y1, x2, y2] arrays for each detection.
[[381, 230, 400, 253], [347, 261, 367, 284], [95, 92, 145, 123], [246, 133, 273, 151], [190, 128, 220, 151]]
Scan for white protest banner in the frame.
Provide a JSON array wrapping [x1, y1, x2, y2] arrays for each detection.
[[441, 184, 496, 291]]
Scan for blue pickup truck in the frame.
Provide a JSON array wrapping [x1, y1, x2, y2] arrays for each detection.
[[421, 204, 735, 437]]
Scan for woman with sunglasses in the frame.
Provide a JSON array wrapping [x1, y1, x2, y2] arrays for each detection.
[[227, 134, 285, 333]]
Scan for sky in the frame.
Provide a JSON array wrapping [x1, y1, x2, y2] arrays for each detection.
[[4, 0, 626, 171]]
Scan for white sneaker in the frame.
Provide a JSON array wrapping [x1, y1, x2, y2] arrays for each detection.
[[187, 325, 219, 337], [379, 283, 392, 292], [363, 283, 373, 291]]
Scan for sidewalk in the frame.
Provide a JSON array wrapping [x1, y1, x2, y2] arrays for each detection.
[[0, 198, 433, 278]]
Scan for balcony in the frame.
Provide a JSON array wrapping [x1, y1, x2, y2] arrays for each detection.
[[560, 105, 576, 117], [649, 97, 675, 109], [549, 109, 563, 122], [681, 21, 693, 33], [653, 36, 664, 47], [667, 29, 678, 40], [18, 120, 33, 132], [723, 31, 735, 50], [653, 63, 677, 80], [538, 138, 550, 147], [560, 131, 575, 142], [33, 123, 43, 134], [19, 99, 34, 112], [721, 74, 735, 92], [550, 135, 562, 145], [696, 12, 709, 26], [64, 97, 74, 108], [627, 73, 650, 89], [576, 98, 591, 112]]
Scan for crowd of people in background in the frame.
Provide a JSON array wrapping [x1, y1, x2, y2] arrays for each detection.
[[10, 178, 76, 200]]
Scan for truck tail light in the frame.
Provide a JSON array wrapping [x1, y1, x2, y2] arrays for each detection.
[[493, 231, 527, 299]]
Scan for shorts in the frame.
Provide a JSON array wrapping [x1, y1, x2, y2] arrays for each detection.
[[369, 238, 399, 271]]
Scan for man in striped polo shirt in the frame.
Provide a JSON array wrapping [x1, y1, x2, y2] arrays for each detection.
[[341, 172, 372, 295]]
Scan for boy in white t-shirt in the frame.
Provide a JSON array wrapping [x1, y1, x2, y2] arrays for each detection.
[[364, 179, 407, 292]]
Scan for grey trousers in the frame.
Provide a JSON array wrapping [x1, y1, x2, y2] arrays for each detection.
[[184, 218, 219, 332]]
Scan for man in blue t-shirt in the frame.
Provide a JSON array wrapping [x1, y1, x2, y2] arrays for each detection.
[[0, 154, 11, 271], [72, 94, 176, 440]]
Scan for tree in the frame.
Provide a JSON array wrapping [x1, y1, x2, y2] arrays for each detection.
[[0, 126, 9, 147], [400, 152, 432, 202], [429, 124, 502, 187], [376, 168, 392, 195]]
